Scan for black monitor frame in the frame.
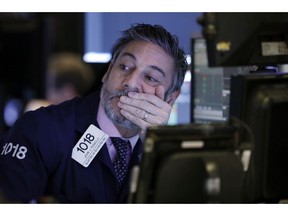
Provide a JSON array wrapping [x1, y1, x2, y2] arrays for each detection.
[[128, 123, 249, 203], [229, 72, 288, 203], [199, 12, 288, 67]]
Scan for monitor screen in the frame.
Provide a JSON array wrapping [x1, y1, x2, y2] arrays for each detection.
[[229, 72, 288, 203], [167, 71, 191, 125], [190, 35, 252, 123]]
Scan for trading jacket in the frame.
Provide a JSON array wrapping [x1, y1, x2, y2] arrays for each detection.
[[0, 91, 143, 203]]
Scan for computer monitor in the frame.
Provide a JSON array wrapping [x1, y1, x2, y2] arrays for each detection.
[[190, 34, 252, 123], [168, 71, 191, 125], [229, 72, 288, 203], [128, 122, 248, 203], [198, 13, 288, 67]]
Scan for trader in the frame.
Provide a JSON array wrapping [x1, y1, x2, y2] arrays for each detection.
[[0, 23, 188, 203]]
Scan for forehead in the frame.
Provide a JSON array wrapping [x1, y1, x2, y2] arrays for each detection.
[[117, 40, 175, 72]]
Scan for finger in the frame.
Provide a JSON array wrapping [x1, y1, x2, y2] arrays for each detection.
[[119, 109, 152, 130], [125, 92, 171, 111], [119, 96, 171, 122], [118, 102, 164, 125]]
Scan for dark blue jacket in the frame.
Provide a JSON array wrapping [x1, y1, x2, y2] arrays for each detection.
[[0, 91, 143, 203]]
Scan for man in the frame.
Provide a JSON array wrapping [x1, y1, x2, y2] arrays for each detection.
[[24, 52, 95, 111], [0, 23, 188, 203]]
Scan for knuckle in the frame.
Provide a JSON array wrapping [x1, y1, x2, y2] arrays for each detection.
[[139, 100, 147, 108], [135, 109, 143, 116]]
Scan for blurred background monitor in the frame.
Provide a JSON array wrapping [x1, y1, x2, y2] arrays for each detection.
[[198, 12, 288, 67], [229, 73, 288, 203], [190, 33, 252, 123], [167, 71, 191, 125]]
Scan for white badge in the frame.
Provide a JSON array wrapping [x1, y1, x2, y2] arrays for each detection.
[[72, 124, 108, 167]]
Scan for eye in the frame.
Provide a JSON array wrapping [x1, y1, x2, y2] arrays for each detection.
[[119, 64, 130, 71], [145, 75, 159, 83]]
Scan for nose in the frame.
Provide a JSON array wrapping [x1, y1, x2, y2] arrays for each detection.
[[123, 71, 141, 92]]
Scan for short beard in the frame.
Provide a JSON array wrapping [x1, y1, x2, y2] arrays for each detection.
[[100, 85, 140, 130]]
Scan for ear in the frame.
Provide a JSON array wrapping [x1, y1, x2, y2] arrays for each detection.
[[166, 90, 180, 106], [101, 62, 113, 83]]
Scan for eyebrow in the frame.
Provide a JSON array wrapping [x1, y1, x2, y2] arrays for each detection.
[[120, 52, 166, 78]]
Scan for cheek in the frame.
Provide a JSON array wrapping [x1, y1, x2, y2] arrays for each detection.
[[105, 74, 123, 89], [142, 85, 157, 94]]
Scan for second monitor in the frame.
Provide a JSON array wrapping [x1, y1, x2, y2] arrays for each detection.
[[190, 35, 253, 123]]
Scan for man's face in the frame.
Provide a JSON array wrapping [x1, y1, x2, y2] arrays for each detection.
[[100, 40, 175, 129]]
